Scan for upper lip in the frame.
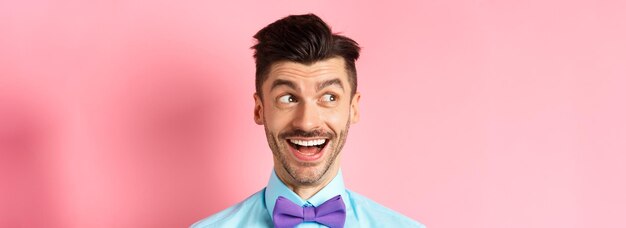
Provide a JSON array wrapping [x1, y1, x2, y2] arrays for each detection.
[[286, 137, 328, 140], [287, 138, 328, 147]]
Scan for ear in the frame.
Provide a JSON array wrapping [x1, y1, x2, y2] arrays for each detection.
[[253, 93, 264, 125], [350, 92, 361, 124]]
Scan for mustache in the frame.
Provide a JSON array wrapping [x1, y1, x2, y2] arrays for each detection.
[[279, 129, 334, 139]]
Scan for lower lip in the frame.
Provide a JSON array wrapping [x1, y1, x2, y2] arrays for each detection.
[[288, 142, 326, 162]]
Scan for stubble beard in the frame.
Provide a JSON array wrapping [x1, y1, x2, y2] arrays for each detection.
[[264, 120, 350, 186]]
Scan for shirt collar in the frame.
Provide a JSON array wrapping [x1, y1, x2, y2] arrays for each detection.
[[264, 169, 351, 219]]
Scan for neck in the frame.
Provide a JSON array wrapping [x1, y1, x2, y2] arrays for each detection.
[[275, 165, 340, 200]]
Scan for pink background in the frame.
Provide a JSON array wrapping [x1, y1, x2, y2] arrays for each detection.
[[1, 0, 625, 227]]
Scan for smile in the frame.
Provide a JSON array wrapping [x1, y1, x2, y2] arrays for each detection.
[[289, 139, 326, 147], [287, 138, 329, 162]]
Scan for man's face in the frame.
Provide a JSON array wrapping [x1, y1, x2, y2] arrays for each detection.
[[254, 57, 360, 187]]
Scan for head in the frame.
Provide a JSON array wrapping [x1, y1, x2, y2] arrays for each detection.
[[252, 14, 361, 187]]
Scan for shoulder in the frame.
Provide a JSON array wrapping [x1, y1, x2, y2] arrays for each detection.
[[190, 190, 272, 228], [346, 189, 426, 228]]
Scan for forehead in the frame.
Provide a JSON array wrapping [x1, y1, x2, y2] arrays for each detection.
[[265, 57, 348, 85]]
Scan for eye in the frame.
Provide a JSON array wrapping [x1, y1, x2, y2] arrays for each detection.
[[277, 94, 297, 104], [320, 94, 337, 102]]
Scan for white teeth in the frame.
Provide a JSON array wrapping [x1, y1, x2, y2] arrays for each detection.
[[289, 139, 326, 147]]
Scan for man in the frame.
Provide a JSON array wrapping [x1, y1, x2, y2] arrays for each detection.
[[192, 14, 425, 228]]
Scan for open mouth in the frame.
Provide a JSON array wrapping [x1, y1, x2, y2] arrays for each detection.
[[287, 138, 329, 161]]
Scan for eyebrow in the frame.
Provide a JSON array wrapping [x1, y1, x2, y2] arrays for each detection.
[[270, 79, 297, 92], [317, 78, 344, 92], [269, 78, 345, 92]]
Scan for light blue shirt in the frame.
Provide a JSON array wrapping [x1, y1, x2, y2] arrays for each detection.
[[191, 170, 425, 228]]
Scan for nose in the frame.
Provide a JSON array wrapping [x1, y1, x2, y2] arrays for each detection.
[[291, 100, 323, 131]]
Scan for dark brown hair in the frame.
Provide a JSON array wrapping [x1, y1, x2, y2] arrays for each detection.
[[252, 14, 361, 98]]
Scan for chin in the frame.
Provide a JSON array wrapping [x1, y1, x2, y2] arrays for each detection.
[[285, 155, 338, 186], [291, 166, 325, 184]]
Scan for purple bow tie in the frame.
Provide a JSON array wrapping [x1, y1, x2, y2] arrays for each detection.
[[272, 195, 346, 228]]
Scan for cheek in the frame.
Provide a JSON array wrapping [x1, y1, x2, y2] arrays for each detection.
[[323, 105, 351, 128], [264, 106, 292, 131]]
